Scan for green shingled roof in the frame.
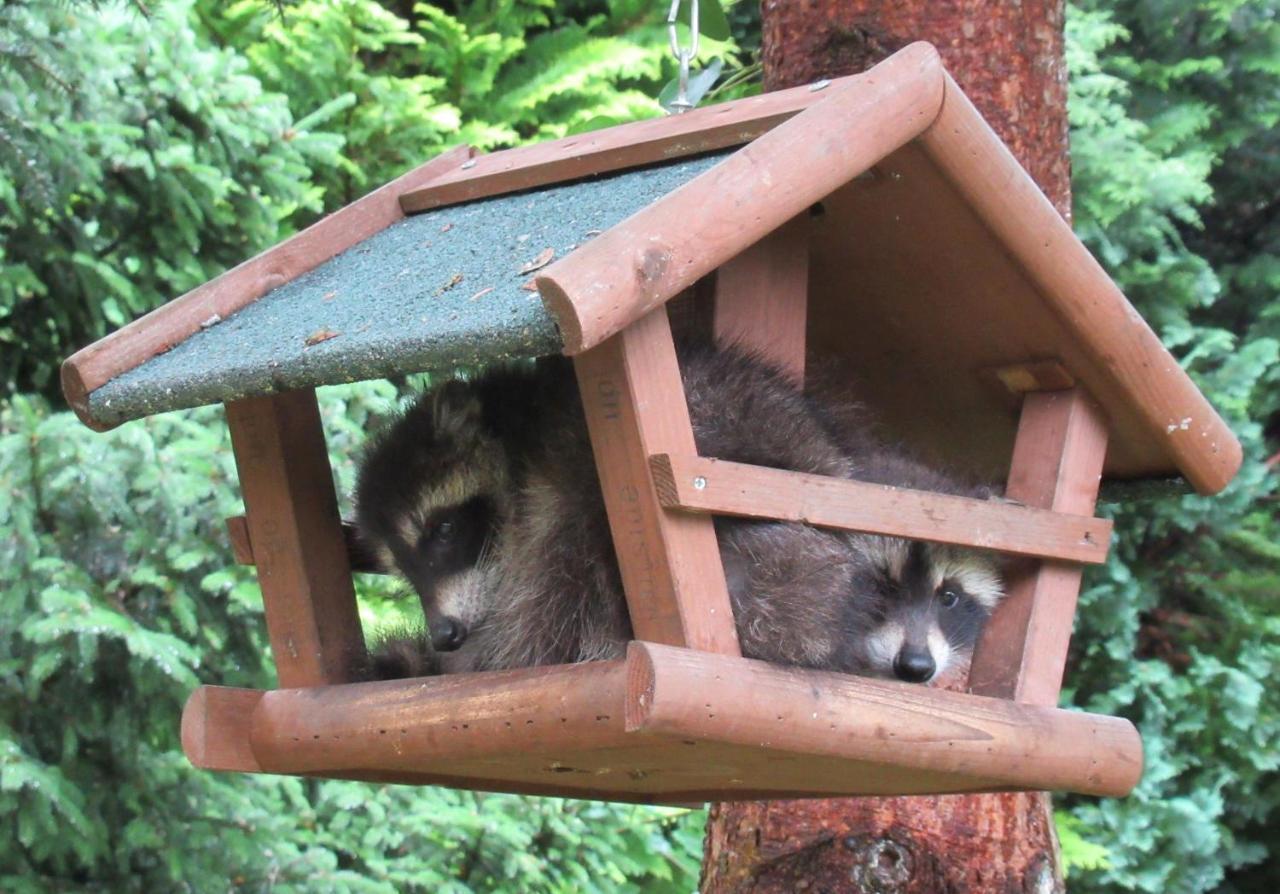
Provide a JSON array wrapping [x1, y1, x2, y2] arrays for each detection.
[[87, 153, 727, 427]]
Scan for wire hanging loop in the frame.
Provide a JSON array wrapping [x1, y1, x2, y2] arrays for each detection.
[[666, 0, 700, 114]]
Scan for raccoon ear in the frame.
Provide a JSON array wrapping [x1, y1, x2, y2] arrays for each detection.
[[431, 380, 483, 439]]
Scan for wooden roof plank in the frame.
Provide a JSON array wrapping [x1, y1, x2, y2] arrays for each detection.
[[62, 144, 474, 430]]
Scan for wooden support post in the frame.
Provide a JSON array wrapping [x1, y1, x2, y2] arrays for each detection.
[[968, 388, 1109, 705], [573, 308, 741, 655], [712, 214, 810, 383], [226, 515, 383, 574], [226, 390, 367, 688]]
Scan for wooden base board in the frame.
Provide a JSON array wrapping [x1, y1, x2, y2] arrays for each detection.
[[183, 643, 1142, 802]]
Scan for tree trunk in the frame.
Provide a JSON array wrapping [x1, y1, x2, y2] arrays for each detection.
[[700, 3, 1071, 891], [759, 0, 1070, 221]]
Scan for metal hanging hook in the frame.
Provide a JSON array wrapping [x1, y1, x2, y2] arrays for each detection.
[[666, 0, 700, 114]]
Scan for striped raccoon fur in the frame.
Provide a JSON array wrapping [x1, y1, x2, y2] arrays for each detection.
[[354, 345, 1003, 683]]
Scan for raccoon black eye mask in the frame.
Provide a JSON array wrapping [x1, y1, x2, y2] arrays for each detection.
[[850, 538, 1004, 684], [354, 346, 1004, 683]]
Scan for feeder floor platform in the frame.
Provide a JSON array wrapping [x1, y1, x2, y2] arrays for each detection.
[[183, 642, 1141, 804]]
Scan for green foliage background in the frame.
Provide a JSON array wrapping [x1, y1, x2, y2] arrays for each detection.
[[0, 0, 1276, 891]]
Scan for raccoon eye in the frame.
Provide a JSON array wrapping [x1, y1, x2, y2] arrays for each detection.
[[416, 519, 455, 550], [939, 588, 960, 608]]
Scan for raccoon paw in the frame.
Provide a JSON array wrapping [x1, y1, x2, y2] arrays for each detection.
[[362, 631, 440, 680]]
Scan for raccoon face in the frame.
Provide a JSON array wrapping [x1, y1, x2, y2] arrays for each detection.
[[355, 382, 510, 654], [853, 538, 1003, 684], [386, 496, 497, 651]]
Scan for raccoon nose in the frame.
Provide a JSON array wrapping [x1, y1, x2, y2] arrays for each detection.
[[893, 648, 936, 683], [431, 618, 468, 652]]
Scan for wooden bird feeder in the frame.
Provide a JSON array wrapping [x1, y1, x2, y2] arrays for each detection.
[[63, 44, 1240, 803]]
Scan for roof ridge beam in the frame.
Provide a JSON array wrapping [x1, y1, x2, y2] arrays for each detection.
[[535, 41, 947, 355]]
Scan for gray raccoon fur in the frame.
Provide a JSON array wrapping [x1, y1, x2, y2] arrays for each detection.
[[355, 344, 1005, 683], [356, 345, 873, 676]]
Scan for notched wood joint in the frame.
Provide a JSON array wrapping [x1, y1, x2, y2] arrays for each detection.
[[226, 515, 383, 573], [979, 359, 1076, 397]]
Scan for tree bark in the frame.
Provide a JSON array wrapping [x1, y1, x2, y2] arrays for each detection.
[[759, 0, 1070, 221], [703, 792, 1062, 893], [700, 3, 1071, 891]]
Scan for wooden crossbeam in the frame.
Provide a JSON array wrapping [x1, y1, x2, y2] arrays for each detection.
[[225, 390, 367, 688], [395, 67, 890, 216], [650, 453, 1112, 565], [968, 388, 1110, 705], [573, 308, 741, 655]]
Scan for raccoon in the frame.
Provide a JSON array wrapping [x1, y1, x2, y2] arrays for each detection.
[[353, 364, 557, 661], [354, 345, 1003, 683], [355, 346, 875, 676], [842, 443, 1006, 683]]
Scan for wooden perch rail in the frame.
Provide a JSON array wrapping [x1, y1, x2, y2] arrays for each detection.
[[649, 454, 1112, 564], [181, 643, 1143, 801]]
